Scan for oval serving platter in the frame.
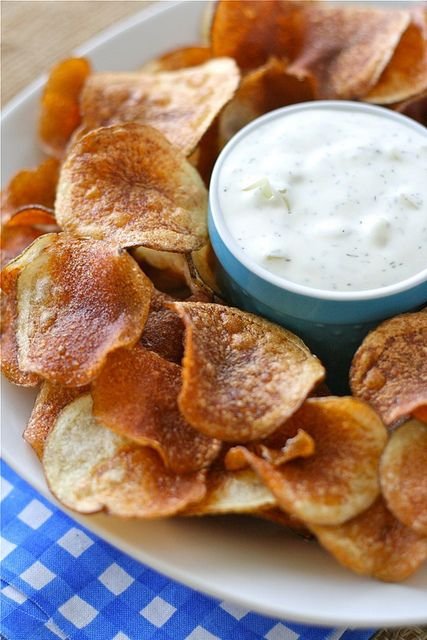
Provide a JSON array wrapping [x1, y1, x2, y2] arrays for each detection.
[[2, 0, 427, 628]]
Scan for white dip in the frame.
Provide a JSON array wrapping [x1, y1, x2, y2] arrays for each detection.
[[217, 107, 427, 291]]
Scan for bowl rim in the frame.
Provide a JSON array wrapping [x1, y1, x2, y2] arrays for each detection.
[[209, 100, 427, 302]]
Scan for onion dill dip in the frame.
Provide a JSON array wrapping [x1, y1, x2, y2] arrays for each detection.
[[217, 105, 427, 292]]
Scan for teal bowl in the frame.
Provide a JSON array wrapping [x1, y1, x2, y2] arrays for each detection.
[[208, 101, 427, 392]]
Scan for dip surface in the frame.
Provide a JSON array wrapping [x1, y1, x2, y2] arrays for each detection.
[[218, 106, 427, 292]]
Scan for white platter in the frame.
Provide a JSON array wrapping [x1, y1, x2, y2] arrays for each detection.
[[2, 0, 427, 628]]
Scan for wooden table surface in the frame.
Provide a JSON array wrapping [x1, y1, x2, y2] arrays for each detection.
[[2, 2, 426, 638]]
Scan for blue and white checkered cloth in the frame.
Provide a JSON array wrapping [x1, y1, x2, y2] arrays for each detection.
[[1, 460, 375, 640]]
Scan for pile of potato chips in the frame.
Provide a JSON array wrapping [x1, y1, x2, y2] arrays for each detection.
[[1, 0, 426, 582]]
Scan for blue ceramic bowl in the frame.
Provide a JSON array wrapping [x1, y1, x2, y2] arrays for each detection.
[[208, 101, 427, 392]]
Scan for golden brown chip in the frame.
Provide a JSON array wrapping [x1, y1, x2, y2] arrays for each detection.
[[6, 207, 57, 229], [1, 158, 59, 224], [1, 237, 53, 387], [184, 448, 276, 516], [172, 302, 325, 441], [219, 57, 314, 145], [190, 243, 222, 296], [132, 247, 188, 277], [55, 124, 208, 253], [43, 394, 207, 517], [287, 4, 410, 99], [92, 446, 207, 519], [1, 208, 59, 375], [186, 433, 310, 519], [211, 0, 302, 72], [80, 58, 240, 156], [15, 233, 152, 386], [257, 429, 315, 467], [132, 248, 215, 300], [364, 8, 427, 104], [142, 46, 212, 72], [92, 345, 220, 473], [39, 57, 91, 158], [1, 207, 59, 269], [140, 289, 185, 364], [24, 382, 89, 459], [1, 288, 39, 386], [1, 225, 44, 270], [132, 251, 192, 298], [187, 468, 276, 516], [350, 311, 427, 427], [211, 1, 409, 99], [132, 247, 191, 294], [310, 497, 427, 582], [183, 253, 220, 301], [225, 397, 387, 526], [225, 429, 314, 471], [380, 419, 427, 536]]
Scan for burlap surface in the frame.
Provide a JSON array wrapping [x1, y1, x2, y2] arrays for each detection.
[[1, 2, 426, 639], [2, 1, 151, 105]]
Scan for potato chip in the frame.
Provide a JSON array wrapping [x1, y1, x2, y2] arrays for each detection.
[[211, 1, 409, 99], [172, 302, 325, 441], [256, 429, 315, 467], [1, 236, 53, 387], [39, 57, 91, 158], [380, 419, 427, 536], [310, 497, 427, 582], [80, 58, 240, 156], [186, 442, 310, 520], [43, 394, 207, 517], [92, 345, 220, 473], [190, 243, 222, 296], [219, 57, 314, 145], [132, 247, 189, 279], [184, 447, 276, 516], [211, 0, 301, 72], [350, 311, 427, 427], [1, 225, 44, 270], [1, 287, 40, 386], [132, 247, 191, 295], [177, 261, 219, 303], [133, 248, 214, 300], [287, 4, 410, 99], [6, 207, 57, 229], [225, 429, 314, 471], [24, 382, 88, 459], [1, 158, 59, 224], [15, 233, 152, 386], [142, 46, 212, 72], [1, 207, 59, 269], [55, 124, 209, 253], [139, 289, 185, 364], [364, 8, 427, 104], [187, 468, 276, 516], [225, 397, 387, 526]]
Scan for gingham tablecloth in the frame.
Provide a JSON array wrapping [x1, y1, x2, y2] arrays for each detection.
[[0, 460, 375, 640]]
